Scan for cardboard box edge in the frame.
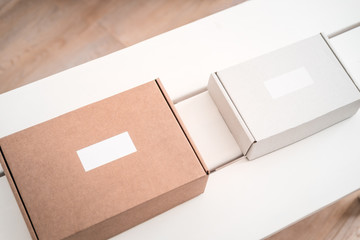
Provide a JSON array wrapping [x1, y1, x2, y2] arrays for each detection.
[[67, 174, 209, 240], [155, 79, 210, 175], [320, 32, 360, 93], [0, 146, 38, 240], [208, 73, 254, 155], [246, 99, 360, 159]]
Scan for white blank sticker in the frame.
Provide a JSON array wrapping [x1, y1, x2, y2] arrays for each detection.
[[77, 132, 137, 172], [264, 67, 314, 99]]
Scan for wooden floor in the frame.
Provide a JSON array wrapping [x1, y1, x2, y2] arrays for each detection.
[[1, 1, 360, 239], [267, 190, 360, 240], [0, 0, 244, 93]]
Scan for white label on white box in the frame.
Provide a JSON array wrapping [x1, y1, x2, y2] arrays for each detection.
[[264, 67, 314, 99], [77, 132, 137, 172]]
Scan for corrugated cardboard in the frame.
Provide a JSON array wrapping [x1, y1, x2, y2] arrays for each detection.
[[0, 79, 208, 240], [208, 33, 360, 160]]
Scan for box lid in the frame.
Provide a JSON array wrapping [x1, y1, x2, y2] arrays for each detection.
[[216, 34, 360, 154], [0, 80, 207, 240]]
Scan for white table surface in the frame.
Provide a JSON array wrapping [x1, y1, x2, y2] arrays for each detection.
[[1, 0, 360, 239]]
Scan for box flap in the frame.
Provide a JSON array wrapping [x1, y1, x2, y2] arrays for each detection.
[[208, 73, 255, 155], [320, 32, 360, 93], [155, 79, 209, 174]]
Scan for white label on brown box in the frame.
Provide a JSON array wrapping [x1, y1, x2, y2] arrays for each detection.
[[264, 67, 314, 99], [77, 132, 137, 172]]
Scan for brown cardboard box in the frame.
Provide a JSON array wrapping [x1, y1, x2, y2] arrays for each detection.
[[0, 79, 208, 240]]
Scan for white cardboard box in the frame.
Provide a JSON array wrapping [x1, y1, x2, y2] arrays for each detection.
[[208, 33, 360, 160]]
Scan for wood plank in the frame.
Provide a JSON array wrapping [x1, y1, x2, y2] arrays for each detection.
[[0, 0, 244, 94], [0, 0, 124, 94], [97, 0, 245, 46], [326, 194, 360, 240], [266, 190, 360, 240]]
